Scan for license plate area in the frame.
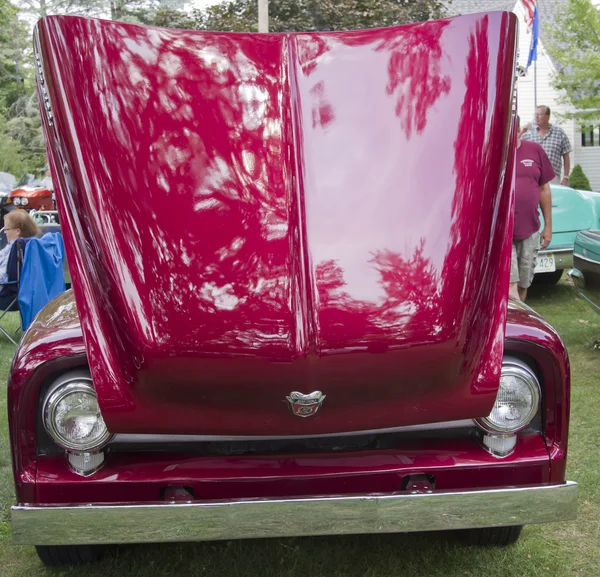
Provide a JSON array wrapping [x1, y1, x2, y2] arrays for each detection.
[[535, 253, 556, 273]]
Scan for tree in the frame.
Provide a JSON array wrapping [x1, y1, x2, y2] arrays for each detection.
[[0, 114, 25, 174], [0, 0, 27, 110], [14, 0, 107, 18], [569, 164, 592, 190], [108, 0, 187, 22], [6, 91, 45, 170], [547, 0, 600, 123], [13, 1, 188, 22], [191, 0, 448, 33]]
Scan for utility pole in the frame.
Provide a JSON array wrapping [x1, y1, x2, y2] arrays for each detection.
[[258, 0, 268, 32]]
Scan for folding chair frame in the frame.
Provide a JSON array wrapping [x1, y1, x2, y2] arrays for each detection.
[[0, 238, 27, 346]]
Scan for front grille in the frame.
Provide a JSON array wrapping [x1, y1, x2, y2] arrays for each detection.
[[106, 427, 478, 457]]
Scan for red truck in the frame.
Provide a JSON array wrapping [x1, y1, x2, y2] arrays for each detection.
[[9, 11, 577, 566]]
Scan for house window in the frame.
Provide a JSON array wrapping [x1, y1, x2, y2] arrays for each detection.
[[581, 126, 599, 147], [516, 65, 530, 81]]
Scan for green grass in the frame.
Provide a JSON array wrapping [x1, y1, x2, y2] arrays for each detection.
[[1, 282, 600, 576]]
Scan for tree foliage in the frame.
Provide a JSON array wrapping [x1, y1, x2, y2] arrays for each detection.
[[547, 0, 600, 122], [189, 0, 447, 33], [15, 1, 106, 18], [108, 0, 187, 23]]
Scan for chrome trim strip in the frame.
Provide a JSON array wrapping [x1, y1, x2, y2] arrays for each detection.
[[111, 419, 475, 444], [12, 482, 578, 545], [538, 248, 572, 255], [573, 253, 600, 265]]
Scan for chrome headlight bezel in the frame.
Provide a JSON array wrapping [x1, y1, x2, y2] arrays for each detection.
[[42, 378, 112, 452], [477, 360, 541, 435]]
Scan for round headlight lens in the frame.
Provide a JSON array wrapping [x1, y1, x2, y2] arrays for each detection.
[[13, 197, 20, 205], [44, 382, 112, 451], [20, 197, 28, 206], [478, 364, 540, 434]]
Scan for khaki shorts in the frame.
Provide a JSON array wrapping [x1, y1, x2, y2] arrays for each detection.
[[511, 232, 539, 289]]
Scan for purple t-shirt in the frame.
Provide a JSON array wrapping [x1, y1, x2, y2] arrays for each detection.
[[514, 140, 555, 240]]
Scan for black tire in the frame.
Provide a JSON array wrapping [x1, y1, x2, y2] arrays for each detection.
[[463, 525, 523, 546], [533, 269, 563, 285], [35, 545, 105, 566]]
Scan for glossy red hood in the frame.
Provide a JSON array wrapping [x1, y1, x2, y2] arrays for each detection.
[[35, 13, 517, 436]]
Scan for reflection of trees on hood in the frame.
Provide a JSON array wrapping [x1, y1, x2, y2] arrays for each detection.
[[376, 21, 451, 139], [47, 18, 297, 359], [315, 239, 440, 352]]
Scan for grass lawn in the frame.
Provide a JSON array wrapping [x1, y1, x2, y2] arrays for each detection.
[[1, 281, 599, 576]]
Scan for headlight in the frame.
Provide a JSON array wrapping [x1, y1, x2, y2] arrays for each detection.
[[20, 197, 28, 206], [13, 197, 20, 205], [43, 380, 112, 452], [477, 360, 540, 434]]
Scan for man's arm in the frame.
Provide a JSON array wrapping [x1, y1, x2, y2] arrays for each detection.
[[561, 153, 571, 186], [539, 182, 552, 248]]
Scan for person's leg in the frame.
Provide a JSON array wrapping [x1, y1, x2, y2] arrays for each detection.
[[518, 285, 527, 301], [517, 233, 540, 302], [509, 242, 520, 299]]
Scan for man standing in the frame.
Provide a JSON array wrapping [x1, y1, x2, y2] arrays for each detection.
[[522, 105, 571, 185], [510, 117, 555, 302]]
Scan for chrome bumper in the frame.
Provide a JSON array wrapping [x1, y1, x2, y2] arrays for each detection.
[[12, 482, 578, 545], [538, 248, 573, 269]]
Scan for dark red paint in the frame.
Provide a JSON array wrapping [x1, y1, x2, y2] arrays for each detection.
[[34, 435, 550, 504], [34, 13, 517, 436]]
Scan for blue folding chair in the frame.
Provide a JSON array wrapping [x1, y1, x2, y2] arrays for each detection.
[[19, 232, 66, 331], [0, 237, 32, 345], [0, 232, 66, 344]]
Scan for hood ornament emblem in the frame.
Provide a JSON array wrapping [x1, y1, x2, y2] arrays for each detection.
[[286, 391, 326, 418]]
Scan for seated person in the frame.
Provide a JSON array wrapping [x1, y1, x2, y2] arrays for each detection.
[[0, 210, 39, 309]]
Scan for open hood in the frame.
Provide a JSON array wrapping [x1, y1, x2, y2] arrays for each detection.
[[35, 12, 517, 436]]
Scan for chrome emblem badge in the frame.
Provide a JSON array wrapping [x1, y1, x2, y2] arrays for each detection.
[[286, 391, 326, 418]]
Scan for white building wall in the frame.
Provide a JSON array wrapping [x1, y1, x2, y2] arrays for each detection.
[[575, 147, 600, 191], [512, 1, 600, 190]]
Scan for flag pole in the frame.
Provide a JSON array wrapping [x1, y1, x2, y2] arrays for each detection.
[[258, 0, 269, 33], [534, 59, 537, 108]]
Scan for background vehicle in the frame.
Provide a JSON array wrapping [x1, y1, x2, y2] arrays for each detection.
[[535, 185, 600, 284], [569, 231, 600, 314], [8, 174, 54, 212]]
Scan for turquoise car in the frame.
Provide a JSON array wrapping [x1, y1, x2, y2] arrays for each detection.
[[535, 185, 600, 284], [569, 231, 600, 314]]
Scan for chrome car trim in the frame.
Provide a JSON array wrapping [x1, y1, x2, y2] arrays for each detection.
[[286, 390, 326, 418], [110, 419, 475, 444], [572, 253, 599, 265], [11, 482, 578, 545], [568, 268, 600, 314], [538, 248, 572, 255]]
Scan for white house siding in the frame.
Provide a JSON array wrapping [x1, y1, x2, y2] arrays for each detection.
[[575, 148, 600, 191], [446, 1, 600, 190]]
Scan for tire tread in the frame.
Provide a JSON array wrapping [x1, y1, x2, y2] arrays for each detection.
[[35, 545, 104, 566], [465, 525, 523, 547]]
